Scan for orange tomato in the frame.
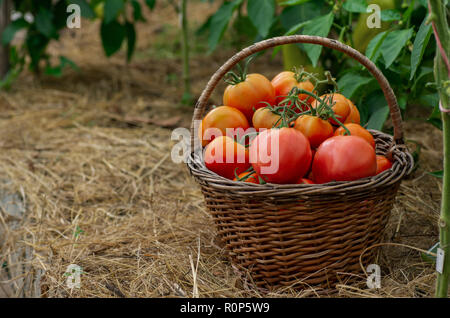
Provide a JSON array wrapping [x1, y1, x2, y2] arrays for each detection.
[[376, 155, 393, 174], [271, 71, 315, 108], [204, 136, 250, 180], [344, 99, 361, 125], [223, 73, 276, 121], [199, 106, 250, 147], [233, 172, 260, 184], [334, 123, 376, 149], [294, 115, 334, 149], [312, 93, 351, 126], [252, 107, 282, 131]]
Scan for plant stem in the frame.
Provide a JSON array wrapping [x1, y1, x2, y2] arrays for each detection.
[[429, 0, 450, 298], [180, 0, 192, 105]]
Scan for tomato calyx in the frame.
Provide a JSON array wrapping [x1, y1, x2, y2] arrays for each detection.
[[224, 57, 253, 85], [233, 167, 266, 184]]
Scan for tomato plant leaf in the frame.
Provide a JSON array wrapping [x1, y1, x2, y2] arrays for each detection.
[[381, 9, 402, 21], [342, 0, 368, 13], [68, 0, 96, 19], [301, 12, 334, 67], [247, 0, 275, 38], [380, 28, 413, 68], [125, 21, 136, 62], [427, 101, 443, 130], [208, 0, 242, 52], [366, 31, 389, 63], [36, 7, 55, 38], [337, 72, 374, 99], [278, 0, 312, 6], [1, 18, 29, 45], [131, 0, 146, 22], [104, 0, 125, 25], [367, 106, 390, 130], [145, 0, 156, 10], [101, 20, 125, 57], [410, 18, 433, 80]]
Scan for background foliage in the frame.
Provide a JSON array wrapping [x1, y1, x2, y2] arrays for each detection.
[[200, 0, 440, 131]]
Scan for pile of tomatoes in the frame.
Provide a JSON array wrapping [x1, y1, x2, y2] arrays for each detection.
[[199, 67, 393, 185]]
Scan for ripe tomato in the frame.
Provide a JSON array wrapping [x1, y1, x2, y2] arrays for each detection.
[[312, 93, 351, 126], [199, 106, 250, 147], [376, 155, 392, 174], [344, 99, 361, 125], [223, 73, 275, 121], [294, 115, 334, 149], [233, 171, 260, 184], [252, 107, 282, 131], [249, 128, 312, 184], [296, 178, 315, 184], [271, 71, 315, 108], [204, 136, 250, 180], [312, 135, 377, 184], [334, 123, 376, 149]]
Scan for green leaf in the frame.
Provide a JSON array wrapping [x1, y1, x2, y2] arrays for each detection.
[[125, 22, 136, 62], [337, 72, 374, 99], [272, 20, 310, 57], [367, 106, 390, 130], [410, 18, 433, 80], [208, 0, 242, 52], [104, 0, 124, 24], [35, 8, 55, 38], [301, 12, 334, 67], [1, 18, 29, 45], [278, 0, 311, 6], [427, 101, 443, 130], [428, 171, 443, 178], [68, 0, 96, 19], [342, 0, 368, 13], [145, 0, 156, 10], [380, 28, 413, 68], [381, 9, 402, 21], [247, 0, 275, 38], [101, 21, 126, 57], [131, 0, 146, 22], [366, 31, 389, 63]]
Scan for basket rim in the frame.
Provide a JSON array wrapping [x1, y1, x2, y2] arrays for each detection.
[[187, 130, 414, 196]]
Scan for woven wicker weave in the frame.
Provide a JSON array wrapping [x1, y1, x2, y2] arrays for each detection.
[[187, 36, 414, 290]]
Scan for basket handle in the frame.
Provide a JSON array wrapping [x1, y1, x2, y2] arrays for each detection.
[[190, 35, 404, 150]]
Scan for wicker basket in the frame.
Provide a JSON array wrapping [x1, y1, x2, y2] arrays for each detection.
[[187, 35, 414, 290]]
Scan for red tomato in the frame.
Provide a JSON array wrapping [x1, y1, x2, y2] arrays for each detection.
[[199, 106, 250, 147], [223, 73, 276, 121], [249, 128, 312, 184], [204, 136, 250, 180], [312, 135, 377, 184], [233, 172, 260, 184], [344, 99, 361, 125], [271, 71, 315, 107], [252, 107, 282, 131], [334, 123, 376, 149], [376, 155, 393, 174], [311, 93, 351, 126], [296, 178, 315, 184], [294, 115, 334, 149]]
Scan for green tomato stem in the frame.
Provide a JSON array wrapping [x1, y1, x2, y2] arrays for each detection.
[[429, 0, 450, 298]]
